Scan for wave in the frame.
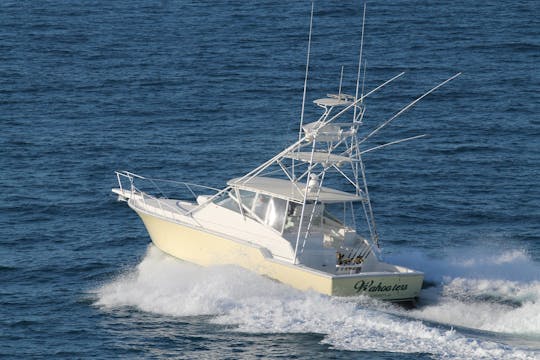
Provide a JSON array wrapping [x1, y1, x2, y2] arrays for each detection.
[[408, 279, 540, 335], [386, 246, 540, 283], [94, 245, 539, 359], [384, 247, 540, 337]]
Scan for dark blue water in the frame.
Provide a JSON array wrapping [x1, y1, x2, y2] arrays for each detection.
[[1, 1, 539, 358]]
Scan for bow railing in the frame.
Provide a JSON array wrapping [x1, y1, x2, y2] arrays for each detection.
[[113, 171, 220, 219]]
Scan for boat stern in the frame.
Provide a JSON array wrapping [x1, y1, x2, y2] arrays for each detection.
[[331, 269, 424, 301]]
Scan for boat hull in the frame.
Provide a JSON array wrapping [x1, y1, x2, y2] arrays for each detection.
[[132, 206, 423, 301]]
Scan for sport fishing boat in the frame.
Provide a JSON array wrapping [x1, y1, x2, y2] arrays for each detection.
[[112, 6, 459, 302]]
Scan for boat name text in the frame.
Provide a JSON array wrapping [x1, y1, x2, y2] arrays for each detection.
[[353, 280, 408, 293]]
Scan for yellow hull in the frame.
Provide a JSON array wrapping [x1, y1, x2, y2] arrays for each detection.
[[134, 208, 423, 301]]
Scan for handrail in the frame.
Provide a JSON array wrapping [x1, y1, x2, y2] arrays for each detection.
[[116, 170, 221, 193], [114, 170, 220, 218]]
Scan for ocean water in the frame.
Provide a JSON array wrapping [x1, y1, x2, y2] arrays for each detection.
[[1, 0, 539, 359]]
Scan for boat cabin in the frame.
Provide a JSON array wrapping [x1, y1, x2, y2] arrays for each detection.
[[210, 176, 371, 271]]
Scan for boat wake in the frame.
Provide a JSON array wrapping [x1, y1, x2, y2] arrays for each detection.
[[95, 245, 539, 359], [385, 247, 540, 336]]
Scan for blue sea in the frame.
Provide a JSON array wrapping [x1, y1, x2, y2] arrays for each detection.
[[1, 1, 539, 359]]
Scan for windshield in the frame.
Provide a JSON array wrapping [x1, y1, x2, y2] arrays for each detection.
[[235, 189, 289, 232]]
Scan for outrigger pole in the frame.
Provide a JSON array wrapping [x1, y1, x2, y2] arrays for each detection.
[[359, 72, 462, 145], [355, 72, 461, 247], [294, 1, 314, 180], [353, 2, 367, 123], [235, 71, 405, 186], [192, 73, 459, 217], [338, 66, 344, 98], [352, 3, 380, 248], [360, 134, 427, 155]]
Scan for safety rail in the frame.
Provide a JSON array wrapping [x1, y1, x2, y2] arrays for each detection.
[[114, 171, 220, 218]]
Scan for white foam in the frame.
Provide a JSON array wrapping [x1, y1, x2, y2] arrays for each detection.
[[95, 246, 296, 316], [405, 278, 540, 335], [94, 245, 539, 359], [385, 247, 540, 336], [214, 294, 537, 359], [385, 247, 540, 283]]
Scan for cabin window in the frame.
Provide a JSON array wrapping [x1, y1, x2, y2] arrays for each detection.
[[215, 192, 241, 213], [239, 189, 256, 211], [265, 197, 287, 231], [249, 193, 287, 232], [284, 201, 323, 232], [253, 193, 270, 220]]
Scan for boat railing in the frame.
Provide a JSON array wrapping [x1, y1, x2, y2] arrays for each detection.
[[114, 171, 219, 218]]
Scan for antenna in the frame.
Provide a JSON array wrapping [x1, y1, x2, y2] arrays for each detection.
[[298, 2, 314, 143], [338, 66, 344, 98], [353, 2, 367, 122], [361, 60, 367, 99], [294, 2, 314, 180]]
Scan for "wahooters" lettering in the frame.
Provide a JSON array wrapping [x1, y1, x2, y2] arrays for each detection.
[[353, 280, 408, 293]]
